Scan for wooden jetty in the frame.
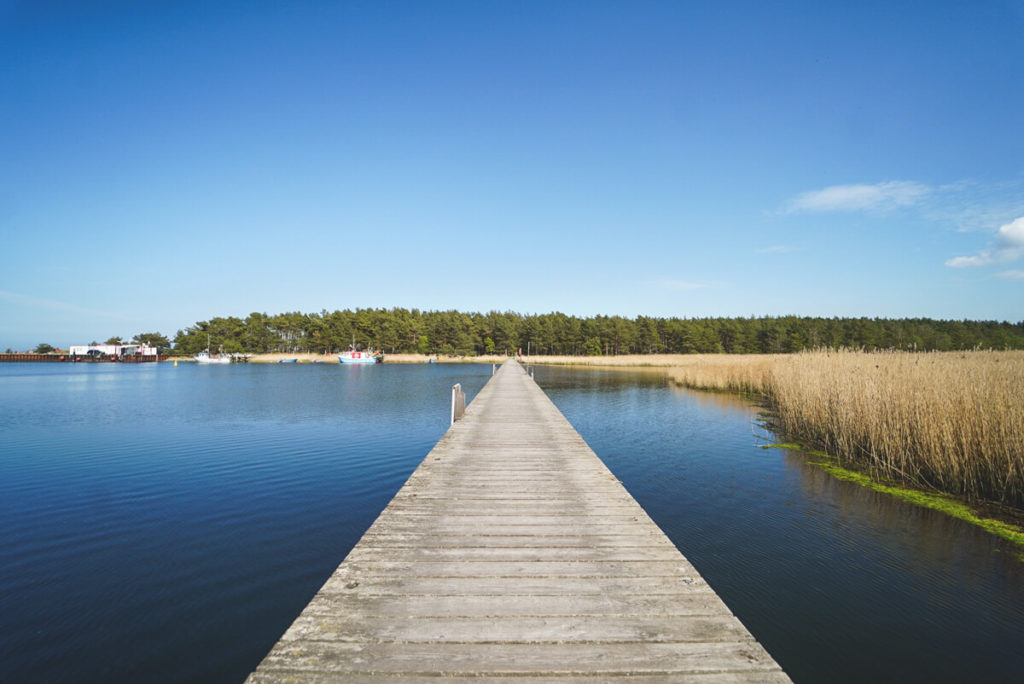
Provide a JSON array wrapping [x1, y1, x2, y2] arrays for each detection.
[[0, 353, 167, 363], [247, 360, 790, 682]]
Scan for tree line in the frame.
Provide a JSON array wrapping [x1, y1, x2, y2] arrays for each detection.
[[156, 309, 1024, 356]]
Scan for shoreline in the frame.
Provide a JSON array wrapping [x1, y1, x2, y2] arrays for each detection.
[[232, 353, 752, 366], [238, 352, 512, 364]]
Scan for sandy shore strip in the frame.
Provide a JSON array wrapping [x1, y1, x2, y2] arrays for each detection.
[[242, 353, 720, 365], [169, 353, 749, 366], [245, 352, 508, 364]]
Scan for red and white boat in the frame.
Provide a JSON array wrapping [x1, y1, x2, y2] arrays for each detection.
[[338, 348, 383, 364]]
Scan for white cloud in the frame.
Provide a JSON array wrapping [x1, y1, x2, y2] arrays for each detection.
[[786, 181, 930, 213], [945, 216, 1024, 268], [1000, 216, 1024, 247], [996, 270, 1024, 280], [945, 254, 993, 267]]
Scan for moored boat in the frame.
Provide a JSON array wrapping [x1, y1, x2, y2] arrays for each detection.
[[194, 334, 232, 364], [194, 351, 231, 364], [338, 349, 383, 364]]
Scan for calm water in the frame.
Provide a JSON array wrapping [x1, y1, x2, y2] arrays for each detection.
[[0, 362, 492, 683], [534, 366, 1024, 683], [1, 362, 1021, 682]]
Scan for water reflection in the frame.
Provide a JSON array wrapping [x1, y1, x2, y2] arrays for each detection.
[[533, 364, 1024, 684], [677, 386, 758, 414], [783, 447, 1024, 591], [0, 362, 495, 684]]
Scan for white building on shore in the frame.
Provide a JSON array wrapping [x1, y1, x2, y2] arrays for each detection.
[[69, 344, 159, 358]]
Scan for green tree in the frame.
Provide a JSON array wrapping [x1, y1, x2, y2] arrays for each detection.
[[132, 332, 171, 354], [583, 337, 603, 356], [160, 309, 1024, 356], [637, 316, 662, 354], [243, 312, 276, 352], [487, 311, 520, 355], [34, 343, 55, 353], [305, 313, 327, 353]]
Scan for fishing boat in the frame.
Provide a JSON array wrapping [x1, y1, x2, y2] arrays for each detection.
[[278, 358, 298, 363], [194, 333, 232, 364], [338, 348, 383, 364], [194, 351, 231, 364]]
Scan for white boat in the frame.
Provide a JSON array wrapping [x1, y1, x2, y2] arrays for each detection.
[[338, 349, 382, 364], [195, 333, 232, 364], [194, 351, 231, 364]]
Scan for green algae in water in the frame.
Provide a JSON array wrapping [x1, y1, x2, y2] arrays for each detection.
[[762, 443, 1024, 559]]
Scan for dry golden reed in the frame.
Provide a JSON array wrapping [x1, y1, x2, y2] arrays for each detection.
[[664, 349, 1024, 507]]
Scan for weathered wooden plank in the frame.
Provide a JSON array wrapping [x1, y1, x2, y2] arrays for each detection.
[[317, 574, 711, 596], [400, 506, 645, 518], [414, 474, 619, 479], [367, 514, 658, 526], [386, 500, 639, 509], [407, 467, 612, 474], [248, 673, 793, 684], [246, 360, 789, 682], [254, 641, 783, 676], [354, 533, 675, 548], [276, 614, 751, 643], [322, 560, 700, 578], [298, 593, 732, 618], [364, 522, 665, 536], [388, 492, 635, 501], [345, 546, 686, 562]]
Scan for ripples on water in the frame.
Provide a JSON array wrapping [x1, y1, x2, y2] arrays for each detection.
[[0, 362, 492, 683], [2, 362, 1022, 683]]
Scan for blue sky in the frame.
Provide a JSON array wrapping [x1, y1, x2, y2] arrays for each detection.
[[2, 1, 1023, 349]]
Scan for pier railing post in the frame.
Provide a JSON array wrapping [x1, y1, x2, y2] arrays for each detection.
[[451, 383, 466, 425]]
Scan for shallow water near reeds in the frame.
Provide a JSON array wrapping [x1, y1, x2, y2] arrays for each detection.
[[1, 362, 1021, 682]]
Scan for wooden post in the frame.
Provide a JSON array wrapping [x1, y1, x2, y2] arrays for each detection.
[[451, 383, 466, 424]]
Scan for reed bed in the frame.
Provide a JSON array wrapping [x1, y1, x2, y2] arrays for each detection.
[[665, 350, 1024, 508], [523, 354, 719, 367], [657, 354, 785, 394]]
